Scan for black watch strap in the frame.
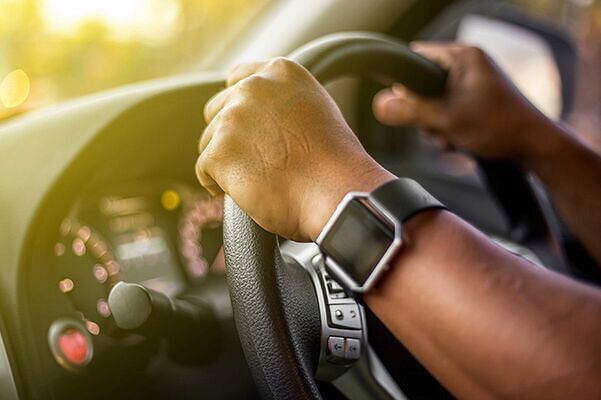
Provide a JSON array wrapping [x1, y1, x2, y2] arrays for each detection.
[[369, 178, 447, 222]]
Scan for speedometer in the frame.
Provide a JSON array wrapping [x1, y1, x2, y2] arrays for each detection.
[[55, 218, 120, 337]]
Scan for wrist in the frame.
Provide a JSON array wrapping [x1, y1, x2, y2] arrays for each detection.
[[516, 115, 570, 172], [304, 160, 396, 242], [364, 208, 451, 300]]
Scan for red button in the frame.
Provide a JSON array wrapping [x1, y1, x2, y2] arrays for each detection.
[[58, 329, 90, 366]]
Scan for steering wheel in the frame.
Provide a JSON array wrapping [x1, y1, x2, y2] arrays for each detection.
[[222, 32, 560, 399]]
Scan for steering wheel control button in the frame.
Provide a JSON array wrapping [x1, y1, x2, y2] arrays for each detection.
[[321, 272, 349, 300], [329, 291, 348, 300], [327, 336, 346, 361], [328, 304, 361, 329], [48, 319, 93, 371], [327, 279, 343, 293], [344, 338, 361, 360]]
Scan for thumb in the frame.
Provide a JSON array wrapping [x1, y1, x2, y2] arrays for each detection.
[[372, 85, 447, 129]]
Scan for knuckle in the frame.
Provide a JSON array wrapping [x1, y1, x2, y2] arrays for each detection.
[[234, 77, 252, 93], [217, 103, 243, 125], [197, 128, 210, 153], [464, 46, 486, 62], [197, 147, 219, 176], [269, 56, 291, 67], [195, 158, 208, 184], [203, 99, 216, 122], [236, 75, 268, 93], [267, 57, 296, 73], [196, 152, 210, 173]]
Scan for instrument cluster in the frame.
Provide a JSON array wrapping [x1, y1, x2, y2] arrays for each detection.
[[53, 180, 224, 340]]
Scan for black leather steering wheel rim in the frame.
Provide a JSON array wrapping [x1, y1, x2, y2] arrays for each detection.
[[223, 32, 559, 400], [223, 196, 322, 400]]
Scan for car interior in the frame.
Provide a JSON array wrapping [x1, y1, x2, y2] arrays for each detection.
[[0, 0, 599, 399]]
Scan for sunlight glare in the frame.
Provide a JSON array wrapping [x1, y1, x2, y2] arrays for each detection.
[[41, 0, 180, 43]]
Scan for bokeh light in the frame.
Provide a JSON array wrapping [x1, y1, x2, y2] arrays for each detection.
[[0, 69, 30, 108], [161, 189, 181, 211]]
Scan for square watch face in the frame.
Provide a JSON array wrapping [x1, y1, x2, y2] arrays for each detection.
[[321, 198, 394, 286]]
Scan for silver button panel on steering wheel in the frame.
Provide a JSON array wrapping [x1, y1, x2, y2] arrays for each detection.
[[280, 241, 408, 399], [311, 253, 365, 379], [279, 241, 365, 381]]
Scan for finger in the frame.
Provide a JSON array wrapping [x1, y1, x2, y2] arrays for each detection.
[[204, 86, 234, 124], [409, 41, 465, 70], [199, 102, 240, 154], [198, 120, 217, 155], [226, 60, 268, 87], [195, 146, 224, 197], [372, 86, 448, 129]]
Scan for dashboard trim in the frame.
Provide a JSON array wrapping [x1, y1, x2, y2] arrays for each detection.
[[0, 318, 20, 400]]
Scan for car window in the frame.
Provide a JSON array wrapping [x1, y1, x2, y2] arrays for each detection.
[[457, 14, 563, 120], [0, 0, 272, 122], [510, 0, 601, 150]]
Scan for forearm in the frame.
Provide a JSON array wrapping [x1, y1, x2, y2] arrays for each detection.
[[520, 117, 601, 264], [365, 210, 601, 399]]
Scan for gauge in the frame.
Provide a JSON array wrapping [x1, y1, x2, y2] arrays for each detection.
[[177, 191, 224, 278], [53, 182, 224, 338], [55, 218, 120, 337]]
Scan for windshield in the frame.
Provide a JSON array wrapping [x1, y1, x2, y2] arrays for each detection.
[[0, 0, 271, 121]]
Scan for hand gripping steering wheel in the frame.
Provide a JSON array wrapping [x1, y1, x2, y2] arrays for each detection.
[[222, 32, 559, 399]]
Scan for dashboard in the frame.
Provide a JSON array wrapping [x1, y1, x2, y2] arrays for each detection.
[[54, 182, 223, 339], [0, 75, 262, 399], [39, 178, 254, 399]]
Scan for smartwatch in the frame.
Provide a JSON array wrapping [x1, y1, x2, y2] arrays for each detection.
[[316, 178, 446, 293]]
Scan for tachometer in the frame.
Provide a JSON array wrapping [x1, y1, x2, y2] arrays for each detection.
[[177, 192, 224, 278]]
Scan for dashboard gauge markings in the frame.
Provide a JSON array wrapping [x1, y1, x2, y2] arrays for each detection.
[[55, 218, 123, 337], [105, 260, 120, 276], [85, 320, 101, 336], [88, 237, 109, 260], [77, 225, 92, 242], [92, 264, 108, 283], [178, 194, 223, 278], [58, 278, 74, 293], [54, 242, 65, 256], [96, 299, 111, 318], [72, 238, 86, 256], [59, 218, 72, 236]]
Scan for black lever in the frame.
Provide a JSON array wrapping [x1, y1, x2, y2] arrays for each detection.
[[108, 281, 222, 365]]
